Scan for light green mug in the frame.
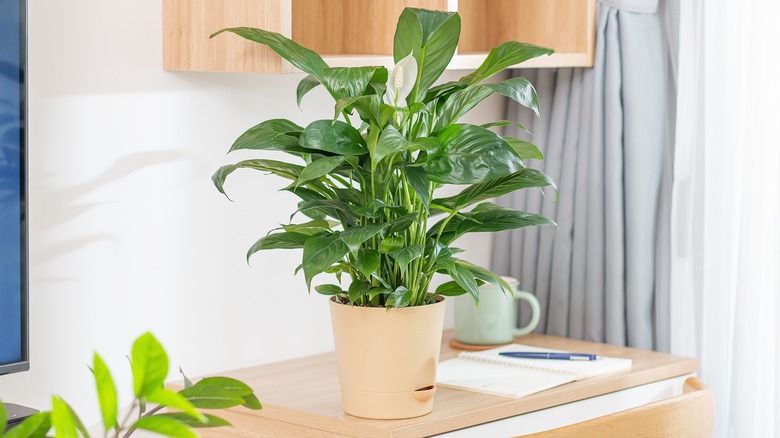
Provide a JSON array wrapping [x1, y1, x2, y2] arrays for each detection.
[[453, 277, 541, 345]]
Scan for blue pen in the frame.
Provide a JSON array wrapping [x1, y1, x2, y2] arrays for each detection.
[[499, 352, 600, 361]]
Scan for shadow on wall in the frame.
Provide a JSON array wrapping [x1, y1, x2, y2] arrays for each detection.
[[31, 150, 194, 266]]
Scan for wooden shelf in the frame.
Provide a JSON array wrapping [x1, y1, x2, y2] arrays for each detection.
[[175, 331, 698, 437], [163, 0, 596, 73]]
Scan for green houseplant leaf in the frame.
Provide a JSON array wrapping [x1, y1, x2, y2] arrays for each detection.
[[459, 41, 554, 85], [92, 353, 118, 431], [132, 333, 168, 398]]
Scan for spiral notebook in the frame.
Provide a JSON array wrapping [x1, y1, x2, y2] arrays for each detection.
[[436, 343, 632, 398]]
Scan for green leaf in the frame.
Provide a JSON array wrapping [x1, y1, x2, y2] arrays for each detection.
[[367, 287, 391, 300], [131, 332, 169, 398], [348, 280, 371, 304], [393, 8, 461, 101], [247, 232, 312, 261], [211, 27, 329, 82], [213, 159, 304, 197], [404, 165, 430, 208], [322, 67, 386, 101], [195, 377, 255, 399], [481, 120, 529, 133], [373, 125, 412, 167], [457, 259, 514, 297], [384, 213, 418, 235], [240, 393, 263, 410], [229, 119, 303, 153], [146, 389, 205, 422], [133, 415, 198, 438], [505, 137, 545, 161], [459, 41, 554, 85], [334, 95, 384, 126], [433, 168, 556, 211], [179, 385, 245, 409], [353, 249, 380, 279], [92, 353, 118, 431], [315, 284, 343, 296], [294, 156, 348, 186], [432, 202, 556, 245], [179, 368, 194, 389], [157, 413, 230, 428], [50, 396, 87, 438], [486, 76, 541, 117], [432, 85, 494, 131], [0, 399, 6, 433], [340, 224, 385, 255], [447, 263, 480, 305], [434, 281, 467, 297], [302, 235, 350, 289], [424, 80, 468, 102], [378, 236, 404, 254], [3, 412, 51, 438], [281, 220, 333, 235], [425, 124, 524, 184], [294, 199, 356, 224], [297, 75, 321, 107], [387, 245, 424, 272], [386, 286, 413, 308], [300, 120, 367, 156]]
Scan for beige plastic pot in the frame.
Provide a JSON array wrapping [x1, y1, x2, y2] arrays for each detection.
[[329, 296, 447, 419]]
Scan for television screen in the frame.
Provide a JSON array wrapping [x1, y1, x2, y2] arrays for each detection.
[[0, 0, 28, 375]]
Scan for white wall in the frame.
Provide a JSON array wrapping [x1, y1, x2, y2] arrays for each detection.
[[0, 0, 502, 426]]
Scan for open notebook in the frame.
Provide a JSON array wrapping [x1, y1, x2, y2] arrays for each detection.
[[436, 343, 632, 398]]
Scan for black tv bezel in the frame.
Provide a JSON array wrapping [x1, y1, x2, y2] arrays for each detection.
[[0, 0, 29, 377]]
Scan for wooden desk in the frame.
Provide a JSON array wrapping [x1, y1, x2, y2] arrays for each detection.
[[195, 331, 697, 437]]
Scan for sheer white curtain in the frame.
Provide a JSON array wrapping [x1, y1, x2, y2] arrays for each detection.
[[671, 0, 780, 436]]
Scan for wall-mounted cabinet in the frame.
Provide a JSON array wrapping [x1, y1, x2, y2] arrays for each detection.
[[163, 0, 595, 73]]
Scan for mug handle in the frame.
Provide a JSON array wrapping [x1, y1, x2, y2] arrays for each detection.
[[512, 290, 541, 337]]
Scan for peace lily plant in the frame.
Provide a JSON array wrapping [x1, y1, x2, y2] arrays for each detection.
[[212, 8, 557, 309]]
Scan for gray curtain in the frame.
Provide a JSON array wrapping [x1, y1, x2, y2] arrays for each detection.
[[491, 0, 675, 351]]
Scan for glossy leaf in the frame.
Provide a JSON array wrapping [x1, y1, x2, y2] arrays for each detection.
[[92, 353, 118, 430], [505, 137, 545, 161], [386, 286, 413, 307], [348, 280, 371, 303], [433, 168, 555, 211], [4, 412, 51, 438], [383, 213, 418, 235], [432, 202, 556, 245], [485, 76, 541, 117], [459, 41, 553, 85], [434, 281, 467, 296], [296, 75, 321, 108], [457, 259, 514, 297], [424, 80, 467, 103], [425, 124, 523, 184], [178, 386, 244, 409], [373, 125, 412, 166], [405, 166, 430, 208], [133, 415, 197, 438], [229, 119, 303, 153], [393, 8, 461, 101], [481, 120, 529, 133], [432, 85, 493, 131], [323, 66, 386, 101], [131, 332, 168, 398], [340, 224, 385, 255], [300, 120, 367, 156], [315, 284, 343, 296], [157, 413, 230, 428], [447, 263, 480, 304], [281, 220, 333, 235], [213, 159, 304, 197], [353, 249, 380, 279], [295, 156, 349, 186], [247, 232, 311, 261], [211, 28, 328, 81], [302, 235, 350, 289], [240, 393, 263, 410], [387, 245, 424, 271], [379, 236, 404, 254]]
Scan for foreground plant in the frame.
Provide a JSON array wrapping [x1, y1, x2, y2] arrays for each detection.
[[212, 8, 558, 308], [0, 333, 261, 438]]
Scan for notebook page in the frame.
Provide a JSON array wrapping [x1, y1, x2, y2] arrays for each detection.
[[459, 344, 632, 380], [436, 357, 575, 398]]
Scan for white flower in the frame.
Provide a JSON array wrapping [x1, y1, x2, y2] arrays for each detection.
[[384, 53, 418, 106]]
